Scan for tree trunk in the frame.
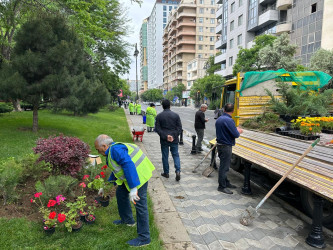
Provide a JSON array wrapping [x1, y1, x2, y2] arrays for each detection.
[[32, 104, 39, 132], [11, 99, 22, 112]]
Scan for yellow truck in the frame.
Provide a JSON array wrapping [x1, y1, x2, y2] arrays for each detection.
[[211, 70, 333, 248]]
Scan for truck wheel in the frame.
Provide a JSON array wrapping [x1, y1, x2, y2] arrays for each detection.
[[230, 154, 243, 171], [300, 188, 333, 229]]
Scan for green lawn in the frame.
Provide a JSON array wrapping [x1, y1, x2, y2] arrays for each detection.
[[0, 108, 162, 249]]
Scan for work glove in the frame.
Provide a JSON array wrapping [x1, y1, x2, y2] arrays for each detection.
[[98, 188, 104, 196], [129, 187, 140, 205]]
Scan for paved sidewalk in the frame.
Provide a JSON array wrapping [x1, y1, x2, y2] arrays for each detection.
[[125, 109, 333, 250]]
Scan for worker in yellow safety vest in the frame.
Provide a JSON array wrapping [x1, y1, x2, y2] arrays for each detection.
[[95, 134, 155, 247], [129, 102, 134, 115]]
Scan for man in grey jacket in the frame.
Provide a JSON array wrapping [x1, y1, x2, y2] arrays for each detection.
[[155, 99, 182, 181], [195, 104, 208, 152]]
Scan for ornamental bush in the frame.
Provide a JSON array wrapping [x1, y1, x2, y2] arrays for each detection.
[[33, 135, 90, 176]]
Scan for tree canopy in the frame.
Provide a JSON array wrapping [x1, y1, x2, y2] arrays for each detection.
[[140, 89, 163, 102], [205, 55, 221, 76]]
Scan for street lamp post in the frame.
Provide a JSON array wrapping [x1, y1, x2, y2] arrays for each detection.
[[134, 43, 139, 101]]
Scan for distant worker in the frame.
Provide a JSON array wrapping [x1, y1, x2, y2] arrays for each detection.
[[146, 103, 156, 132], [129, 102, 134, 115], [136, 103, 142, 115], [155, 99, 182, 181], [215, 103, 243, 195], [194, 104, 208, 153], [134, 103, 137, 115]]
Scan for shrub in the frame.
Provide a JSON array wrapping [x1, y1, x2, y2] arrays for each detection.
[[108, 104, 119, 112], [33, 135, 90, 176], [19, 154, 52, 181], [0, 103, 13, 113], [208, 100, 220, 110], [0, 158, 24, 205], [35, 175, 78, 203], [242, 112, 284, 132]]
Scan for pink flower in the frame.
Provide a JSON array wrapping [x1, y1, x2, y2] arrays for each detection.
[[79, 182, 86, 188], [55, 195, 66, 205], [47, 200, 57, 207], [30, 199, 34, 203], [95, 175, 100, 179], [34, 192, 42, 198], [83, 175, 90, 180]]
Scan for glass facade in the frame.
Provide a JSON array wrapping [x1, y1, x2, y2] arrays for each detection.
[[222, 0, 228, 42], [248, 0, 258, 30]]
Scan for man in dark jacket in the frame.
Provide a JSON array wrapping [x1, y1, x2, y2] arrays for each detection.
[[195, 104, 208, 152], [215, 103, 243, 194], [155, 99, 182, 181]]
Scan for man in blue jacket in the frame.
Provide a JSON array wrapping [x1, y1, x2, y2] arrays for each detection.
[[94, 134, 155, 247], [215, 103, 243, 194]]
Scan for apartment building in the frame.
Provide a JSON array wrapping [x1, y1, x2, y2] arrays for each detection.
[[140, 19, 148, 91], [146, 0, 180, 90], [163, 0, 218, 91], [215, 0, 333, 78]]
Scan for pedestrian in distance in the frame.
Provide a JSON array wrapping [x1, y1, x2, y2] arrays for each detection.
[[136, 103, 142, 115], [195, 104, 209, 153], [155, 99, 182, 181], [215, 103, 243, 195], [146, 103, 156, 132], [129, 102, 134, 115], [134, 102, 137, 115], [94, 134, 155, 247]]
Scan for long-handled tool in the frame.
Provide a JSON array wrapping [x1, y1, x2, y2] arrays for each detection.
[[192, 143, 217, 173], [240, 138, 320, 226]]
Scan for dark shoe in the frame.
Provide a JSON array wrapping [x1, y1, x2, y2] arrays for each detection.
[[198, 148, 204, 151], [175, 171, 181, 181], [127, 238, 151, 247], [227, 183, 237, 189], [217, 187, 233, 194], [161, 173, 169, 178], [113, 220, 136, 227]]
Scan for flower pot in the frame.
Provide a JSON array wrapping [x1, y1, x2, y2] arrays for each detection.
[[72, 220, 83, 232], [85, 215, 96, 225], [100, 196, 110, 207], [43, 226, 55, 235], [323, 129, 333, 134], [79, 212, 88, 222], [94, 196, 101, 204]]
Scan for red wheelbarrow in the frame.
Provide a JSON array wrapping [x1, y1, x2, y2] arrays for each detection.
[[132, 127, 145, 142]]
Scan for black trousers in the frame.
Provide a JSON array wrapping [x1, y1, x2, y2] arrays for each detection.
[[217, 144, 232, 188]]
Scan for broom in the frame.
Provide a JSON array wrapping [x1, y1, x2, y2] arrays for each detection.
[[239, 138, 320, 226]]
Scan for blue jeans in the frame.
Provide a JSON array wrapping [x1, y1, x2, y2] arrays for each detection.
[[116, 182, 150, 241], [161, 142, 181, 174], [217, 144, 232, 188]]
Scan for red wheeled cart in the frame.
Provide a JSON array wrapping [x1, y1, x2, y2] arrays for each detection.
[[132, 128, 145, 142]]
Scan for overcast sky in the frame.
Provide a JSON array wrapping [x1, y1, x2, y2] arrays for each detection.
[[122, 0, 156, 81]]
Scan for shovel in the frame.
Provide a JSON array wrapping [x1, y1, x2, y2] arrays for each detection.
[[192, 143, 217, 173], [240, 138, 320, 226]]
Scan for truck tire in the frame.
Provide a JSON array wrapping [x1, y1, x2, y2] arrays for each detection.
[[230, 154, 243, 171], [300, 188, 333, 229]]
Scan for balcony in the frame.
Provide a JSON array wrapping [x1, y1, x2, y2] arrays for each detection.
[[177, 21, 196, 29], [176, 39, 196, 46], [176, 56, 183, 63], [216, 23, 222, 34], [163, 39, 168, 45], [214, 69, 227, 76], [214, 53, 226, 64], [176, 66, 183, 72], [177, 11, 196, 19], [216, 6, 223, 19], [258, 9, 278, 27], [178, 2, 196, 11], [177, 30, 196, 37], [217, 0, 222, 3], [276, 21, 292, 34], [277, 0, 292, 10], [176, 48, 195, 54], [215, 38, 226, 49]]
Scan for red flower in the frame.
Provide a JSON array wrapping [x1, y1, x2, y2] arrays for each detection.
[[79, 182, 86, 188], [57, 213, 66, 223], [34, 192, 42, 198], [49, 211, 56, 219], [47, 200, 57, 207], [95, 175, 100, 179], [100, 171, 105, 176], [101, 165, 107, 170], [83, 175, 90, 180], [30, 199, 34, 203]]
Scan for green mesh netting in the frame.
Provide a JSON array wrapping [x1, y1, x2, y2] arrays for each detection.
[[238, 69, 332, 96]]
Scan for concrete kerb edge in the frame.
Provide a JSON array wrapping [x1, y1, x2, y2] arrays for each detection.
[[123, 108, 195, 248]]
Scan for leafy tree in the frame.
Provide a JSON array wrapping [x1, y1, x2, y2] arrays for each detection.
[[164, 91, 174, 101], [140, 89, 163, 102], [205, 55, 221, 75], [172, 83, 186, 99], [259, 32, 298, 71], [309, 49, 333, 89], [232, 34, 276, 75], [4, 14, 94, 131]]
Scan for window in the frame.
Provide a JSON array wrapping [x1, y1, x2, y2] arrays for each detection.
[[163, 6, 167, 11], [210, 18, 215, 24], [230, 20, 234, 31], [210, 27, 215, 32], [199, 26, 203, 32], [230, 38, 234, 49], [174, 6, 177, 9], [163, 12, 167, 17], [188, 81, 191, 87], [238, 15, 243, 26], [311, 3, 317, 13], [210, 36, 215, 41], [237, 34, 242, 45], [163, 24, 166, 28], [199, 45, 203, 50], [199, 17, 204, 23], [198, 54, 202, 58], [210, 45, 215, 50], [200, 8, 204, 14], [211, 9, 215, 14], [200, 0, 204, 3], [239, 0, 243, 6], [231, 2, 235, 13], [248, 0, 258, 28], [199, 35, 203, 41], [163, 18, 167, 23], [169, 6, 172, 11], [229, 56, 233, 66], [211, 0, 215, 4]]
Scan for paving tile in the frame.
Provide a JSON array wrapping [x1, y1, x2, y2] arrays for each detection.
[[193, 243, 209, 250], [219, 240, 238, 250], [208, 240, 223, 250], [189, 233, 206, 245], [192, 216, 206, 228], [202, 231, 219, 245], [234, 238, 250, 249]]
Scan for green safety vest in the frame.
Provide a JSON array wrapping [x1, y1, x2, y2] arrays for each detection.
[[107, 143, 155, 191]]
